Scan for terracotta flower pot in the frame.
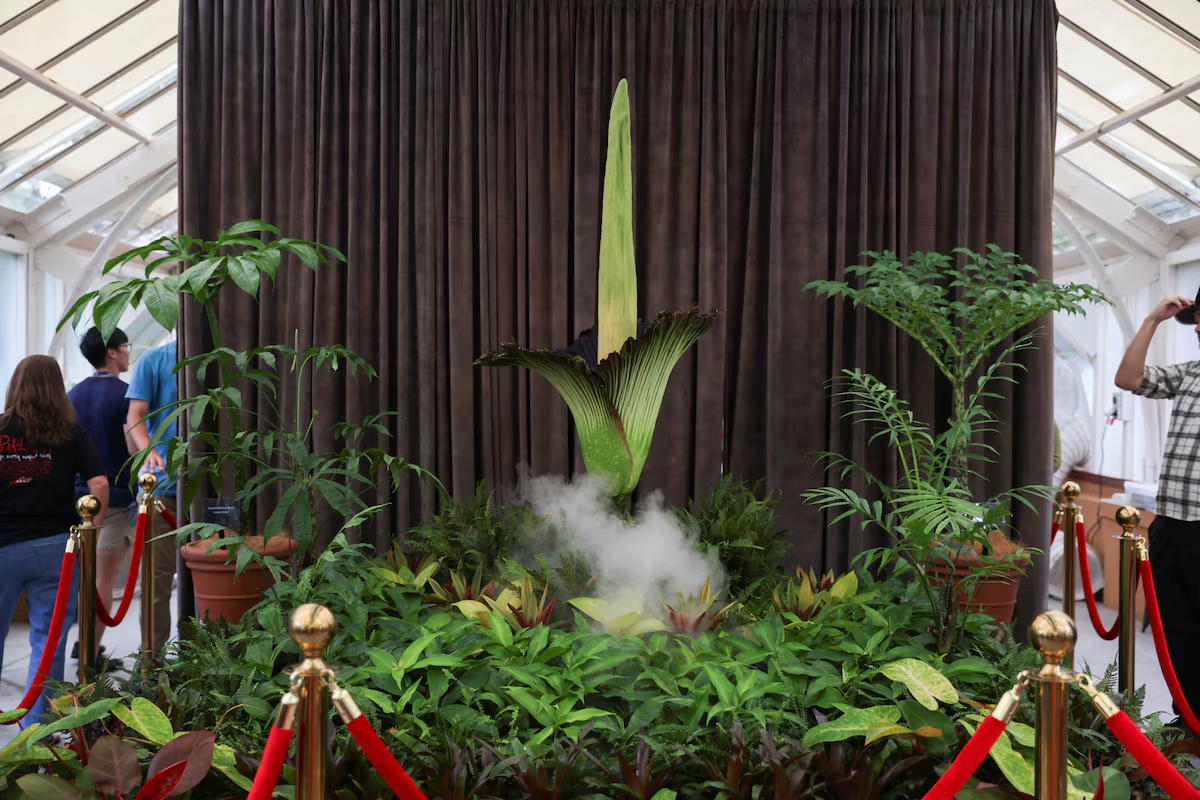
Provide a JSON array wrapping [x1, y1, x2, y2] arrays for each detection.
[[181, 534, 298, 623], [926, 555, 1023, 625]]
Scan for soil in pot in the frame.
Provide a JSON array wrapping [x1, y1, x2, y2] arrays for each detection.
[[181, 534, 298, 623]]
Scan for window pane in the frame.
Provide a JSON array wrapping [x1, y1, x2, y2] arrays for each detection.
[[1139, 0, 1200, 37], [0, 1, 42, 26], [123, 86, 176, 135], [0, 0, 145, 92], [48, 127, 138, 183], [0, 83, 67, 143], [0, 250, 23, 387], [1057, 0, 1200, 85], [1141, 105, 1200, 164], [89, 44, 177, 108], [43, 0, 176, 94], [1059, 81, 1200, 171], [1058, 27, 1162, 108], [1063, 142, 1159, 200]]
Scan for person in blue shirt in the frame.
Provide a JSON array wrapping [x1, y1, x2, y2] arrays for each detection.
[[66, 327, 134, 670], [124, 341, 177, 650]]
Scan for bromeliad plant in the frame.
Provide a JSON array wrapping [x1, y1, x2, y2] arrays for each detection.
[[476, 79, 718, 498]]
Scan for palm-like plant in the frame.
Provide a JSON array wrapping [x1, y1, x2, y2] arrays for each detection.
[[476, 80, 717, 498]]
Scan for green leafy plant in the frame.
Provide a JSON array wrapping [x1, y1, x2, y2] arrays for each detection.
[[676, 476, 786, 614], [476, 79, 717, 498], [59, 221, 345, 539], [406, 481, 520, 580], [806, 246, 1108, 480], [155, 341, 440, 573], [773, 568, 860, 624]]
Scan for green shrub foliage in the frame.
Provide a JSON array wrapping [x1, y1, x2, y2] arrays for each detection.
[[676, 476, 787, 613]]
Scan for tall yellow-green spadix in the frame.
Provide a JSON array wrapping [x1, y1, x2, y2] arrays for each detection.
[[597, 79, 638, 361], [475, 80, 719, 497]]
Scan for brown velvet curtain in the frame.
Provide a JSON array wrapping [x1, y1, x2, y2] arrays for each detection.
[[179, 0, 1057, 627]]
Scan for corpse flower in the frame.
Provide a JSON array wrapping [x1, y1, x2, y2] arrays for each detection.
[[476, 80, 717, 497]]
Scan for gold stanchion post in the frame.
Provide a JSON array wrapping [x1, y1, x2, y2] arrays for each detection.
[[138, 472, 158, 675], [1060, 482, 1080, 628], [290, 604, 336, 800], [1115, 506, 1141, 696], [75, 495, 100, 681], [1030, 610, 1076, 800]]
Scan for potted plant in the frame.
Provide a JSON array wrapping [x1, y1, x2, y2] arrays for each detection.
[[59, 223, 440, 621], [803, 246, 1108, 652]]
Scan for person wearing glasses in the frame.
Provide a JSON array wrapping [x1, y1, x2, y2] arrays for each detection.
[[66, 327, 134, 671]]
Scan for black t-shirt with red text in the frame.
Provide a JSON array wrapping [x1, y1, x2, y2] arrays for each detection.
[[0, 420, 106, 545]]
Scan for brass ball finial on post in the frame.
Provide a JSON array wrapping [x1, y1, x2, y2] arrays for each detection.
[[138, 471, 159, 674], [75, 495, 100, 680], [1059, 481, 1082, 636], [1115, 505, 1142, 697], [288, 604, 337, 800], [1030, 610, 1077, 800]]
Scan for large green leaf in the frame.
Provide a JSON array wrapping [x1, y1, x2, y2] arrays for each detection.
[[878, 658, 958, 710], [596, 309, 718, 494], [475, 346, 632, 493], [597, 79, 637, 361], [988, 730, 1034, 796], [801, 704, 901, 747]]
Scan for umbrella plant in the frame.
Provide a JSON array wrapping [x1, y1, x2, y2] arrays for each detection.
[[476, 79, 717, 498]]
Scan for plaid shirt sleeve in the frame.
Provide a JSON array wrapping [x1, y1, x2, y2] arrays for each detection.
[[1135, 363, 1190, 400]]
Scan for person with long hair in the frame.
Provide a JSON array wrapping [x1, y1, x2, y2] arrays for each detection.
[[0, 355, 109, 723]]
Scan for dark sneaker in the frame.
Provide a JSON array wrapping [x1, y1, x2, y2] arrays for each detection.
[[70, 642, 107, 660]]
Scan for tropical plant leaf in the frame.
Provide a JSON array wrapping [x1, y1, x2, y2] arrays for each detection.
[[16, 774, 86, 800], [879, 658, 958, 710], [475, 345, 632, 493], [801, 704, 901, 747], [112, 698, 176, 746], [88, 736, 142, 795], [597, 78, 638, 361], [596, 308, 718, 494], [146, 731, 215, 797]]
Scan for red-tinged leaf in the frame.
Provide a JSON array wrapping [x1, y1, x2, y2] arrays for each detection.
[[16, 774, 86, 800], [146, 731, 215, 796], [88, 735, 142, 795], [137, 760, 186, 800], [1095, 768, 1104, 800]]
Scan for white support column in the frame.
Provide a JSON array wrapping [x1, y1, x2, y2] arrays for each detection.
[[47, 166, 177, 362], [1052, 205, 1136, 344]]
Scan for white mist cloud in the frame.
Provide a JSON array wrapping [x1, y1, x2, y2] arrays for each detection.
[[518, 473, 726, 606]]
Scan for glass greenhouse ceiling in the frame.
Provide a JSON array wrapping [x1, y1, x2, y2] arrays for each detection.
[[0, 0, 1198, 262], [0, 0, 178, 248]]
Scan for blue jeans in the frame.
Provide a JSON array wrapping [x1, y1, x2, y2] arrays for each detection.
[[0, 533, 79, 724]]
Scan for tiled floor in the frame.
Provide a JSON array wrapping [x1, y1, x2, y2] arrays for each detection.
[[0, 590, 1179, 752]]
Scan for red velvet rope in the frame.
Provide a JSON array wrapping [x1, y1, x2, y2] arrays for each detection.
[[157, 504, 176, 529], [1076, 520, 1120, 641], [346, 715, 428, 800], [1, 549, 76, 725], [94, 512, 146, 627], [1105, 710, 1200, 799], [1139, 560, 1200, 738], [1051, 520, 1060, 545], [920, 715, 1007, 800], [247, 724, 295, 800]]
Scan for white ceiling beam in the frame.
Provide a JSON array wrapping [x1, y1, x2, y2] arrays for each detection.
[[1053, 204, 1137, 344], [1057, 70, 1200, 157], [48, 167, 177, 362], [1054, 160, 1179, 257], [19, 129, 177, 248], [0, 47, 152, 144]]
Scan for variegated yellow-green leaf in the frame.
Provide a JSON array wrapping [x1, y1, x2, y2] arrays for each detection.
[[989, 731, 1034, 796], [830, 571, 859, 599], [879, 658, 958, 710], [111, 698, 174, 746], [801, 704, 901, 748], [453, 600, 491, 622], [597, 79, 637, 361], [568, 596, 667, 635], [212, 744, 254, 791]]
